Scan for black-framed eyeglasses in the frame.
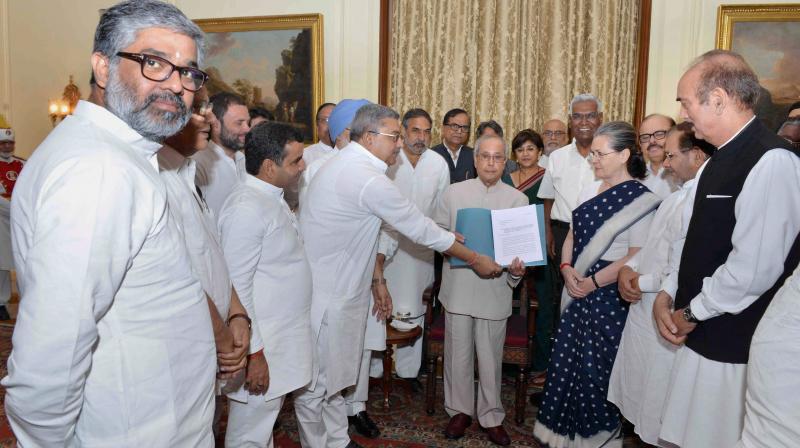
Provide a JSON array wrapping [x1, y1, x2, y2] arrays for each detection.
[[638, 130, 668, 144], [444, 123, 470, 133], [116, 52, 208, 92], [368, 130, 403, 143]]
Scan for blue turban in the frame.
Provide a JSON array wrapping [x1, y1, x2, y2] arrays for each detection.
[[328, 99, 371, 143]]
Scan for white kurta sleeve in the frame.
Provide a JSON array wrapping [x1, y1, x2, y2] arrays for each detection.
[[362, 175, 455, 253], [433, 186, 453, 231], [537, 157, 556, 200], [377, 225, 399, 259], [218, 204, 266, 354], [4, 158, 145, 446], [690, 149, 800, 320]]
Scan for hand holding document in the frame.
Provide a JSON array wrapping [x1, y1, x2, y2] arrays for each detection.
[[451, 204, 546, 268]]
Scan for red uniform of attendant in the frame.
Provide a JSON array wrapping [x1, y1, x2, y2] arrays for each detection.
[[0, 156, 24, 198]]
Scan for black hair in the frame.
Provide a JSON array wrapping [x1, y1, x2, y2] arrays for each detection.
[[244, 122, 304, 176], [442, 108, 469, 125], [476, 120, 504, 139], [210, 91, 246, 122], [249, 107, 275, 122], [402, 108, 433, 128]]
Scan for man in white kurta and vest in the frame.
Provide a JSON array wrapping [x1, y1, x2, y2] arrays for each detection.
[[655, 50, 800, 448], [609, 122, 712, 446], [295, 104, 502, 448], [218, 122, 314, 447], [344, 108, 451, 438], [638, 114, 679, 199], [193, 91, 251, 218], [1, 2, 218, 445], [433, 135, 527, 446], [157, 86, 252, 435]]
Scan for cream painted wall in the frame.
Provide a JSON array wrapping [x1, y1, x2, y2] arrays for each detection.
[[1, 0, 379, 158], [645, 0, 799, 119]]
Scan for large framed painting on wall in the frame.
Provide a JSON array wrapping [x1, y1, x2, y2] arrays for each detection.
[[195, 14, 324, 143], [716, 4, 800, 130]]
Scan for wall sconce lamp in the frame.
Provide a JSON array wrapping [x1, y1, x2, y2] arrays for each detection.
[[48, 75, 82, 127]]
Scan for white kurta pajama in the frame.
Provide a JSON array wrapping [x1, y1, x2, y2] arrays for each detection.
[[2, 101, 216, 447], [296, 141, 454, 447], [218, 175, 314, 447], [193, 140, 246, 219], [659, 122, 800, 448], [433, 178, 527, 427], [346, 148, 450, 414], [607, 177, 697, 446]]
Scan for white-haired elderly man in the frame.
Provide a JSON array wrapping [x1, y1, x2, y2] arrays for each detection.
[[1, 1, 220, 446], [295, 103, 501, 448], [537, 94, 600, 275]]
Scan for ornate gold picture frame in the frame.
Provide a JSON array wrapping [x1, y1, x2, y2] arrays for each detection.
[[195, 14, 324, 143], [716, 4, 800, 128]]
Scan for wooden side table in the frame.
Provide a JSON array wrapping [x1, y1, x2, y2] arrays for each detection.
[[382, 323, 423, 408]]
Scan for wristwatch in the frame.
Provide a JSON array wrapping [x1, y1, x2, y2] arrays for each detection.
[[682, 306, 699, 324]]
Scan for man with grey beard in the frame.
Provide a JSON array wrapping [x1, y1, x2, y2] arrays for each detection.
[[1, 1, 218, 446], [194, 91, 251, 218]]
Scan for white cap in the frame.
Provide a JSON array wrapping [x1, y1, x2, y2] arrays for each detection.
[[0, 128, 13, 142]]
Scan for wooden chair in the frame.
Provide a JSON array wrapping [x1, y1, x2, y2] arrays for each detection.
[[423, 276, 538, 424]]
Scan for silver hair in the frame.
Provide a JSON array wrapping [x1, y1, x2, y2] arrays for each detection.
[[474, 134, 507, 156], [569, 93, 604, 114], [350, 104, 400, 141], [687, 50, 760, 110], [94, 0, 206, 66]]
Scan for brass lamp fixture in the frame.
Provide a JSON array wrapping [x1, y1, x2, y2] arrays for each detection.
[[48, 75, 82, 126]]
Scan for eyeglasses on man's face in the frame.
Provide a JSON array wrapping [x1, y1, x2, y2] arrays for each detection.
[[477, 153, 506, 164], [638, 130, 668, 144], [444, 123, 470, 133], [543, 130, 566, 138], [570, 112, 599, 122], [368, 130, 403, 143], [117, 52, 209, 92]]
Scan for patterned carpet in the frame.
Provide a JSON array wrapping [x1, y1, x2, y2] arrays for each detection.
[[0, 323, 648, 447]]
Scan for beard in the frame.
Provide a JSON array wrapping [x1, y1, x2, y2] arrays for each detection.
[[219, 124, 244, 151], [406, 140, 427, 155], [104, 68, 190, 143]]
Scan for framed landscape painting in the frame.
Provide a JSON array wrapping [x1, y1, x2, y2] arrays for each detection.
[[195, 14, 324, 142], [716, 4, 800, 130]]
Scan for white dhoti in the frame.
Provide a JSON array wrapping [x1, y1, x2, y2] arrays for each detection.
[[607, 294, 678, 446], [443, 310, 506, 428], [225, 395, 285, 448], [293, 315, 351, 448], [659, 347, 746, 448], [345, 306, 387, 415], [737, 270, 800, 448]]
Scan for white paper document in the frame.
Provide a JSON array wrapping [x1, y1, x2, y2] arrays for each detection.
[[490, 205, 545, 267]]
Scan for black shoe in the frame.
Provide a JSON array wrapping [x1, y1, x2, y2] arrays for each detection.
[[348, 411, 380, 438], [0, 305, 9, 321], [403, 377, 424, 394], [345, 441, 364, 448]]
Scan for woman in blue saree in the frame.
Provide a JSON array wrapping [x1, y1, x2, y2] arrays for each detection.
[[533, 122, 661, 447]]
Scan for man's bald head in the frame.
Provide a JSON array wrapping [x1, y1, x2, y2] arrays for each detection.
[[687, 50, 761, 113]]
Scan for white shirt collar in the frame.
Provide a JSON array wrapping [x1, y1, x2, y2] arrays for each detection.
[[208, 140, 245, 163], [348, 140, 388, 172], [73, 100, 163, 169], [245, 173, 284, 198], [717, 115, 757, 150]]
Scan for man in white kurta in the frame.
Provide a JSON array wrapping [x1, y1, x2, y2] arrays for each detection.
[[194, 92, 250, 218], [218, 122, 313, 447], [303, 102, 336, 166], [2, 5, 217, 445], [295, 104, 500, 448], [609, 124, 711, 446], [434, 135, 527, 446], [344, 109, 450, 436]]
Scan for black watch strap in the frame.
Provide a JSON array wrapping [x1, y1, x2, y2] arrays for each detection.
[[683, 306, 699, 324]]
